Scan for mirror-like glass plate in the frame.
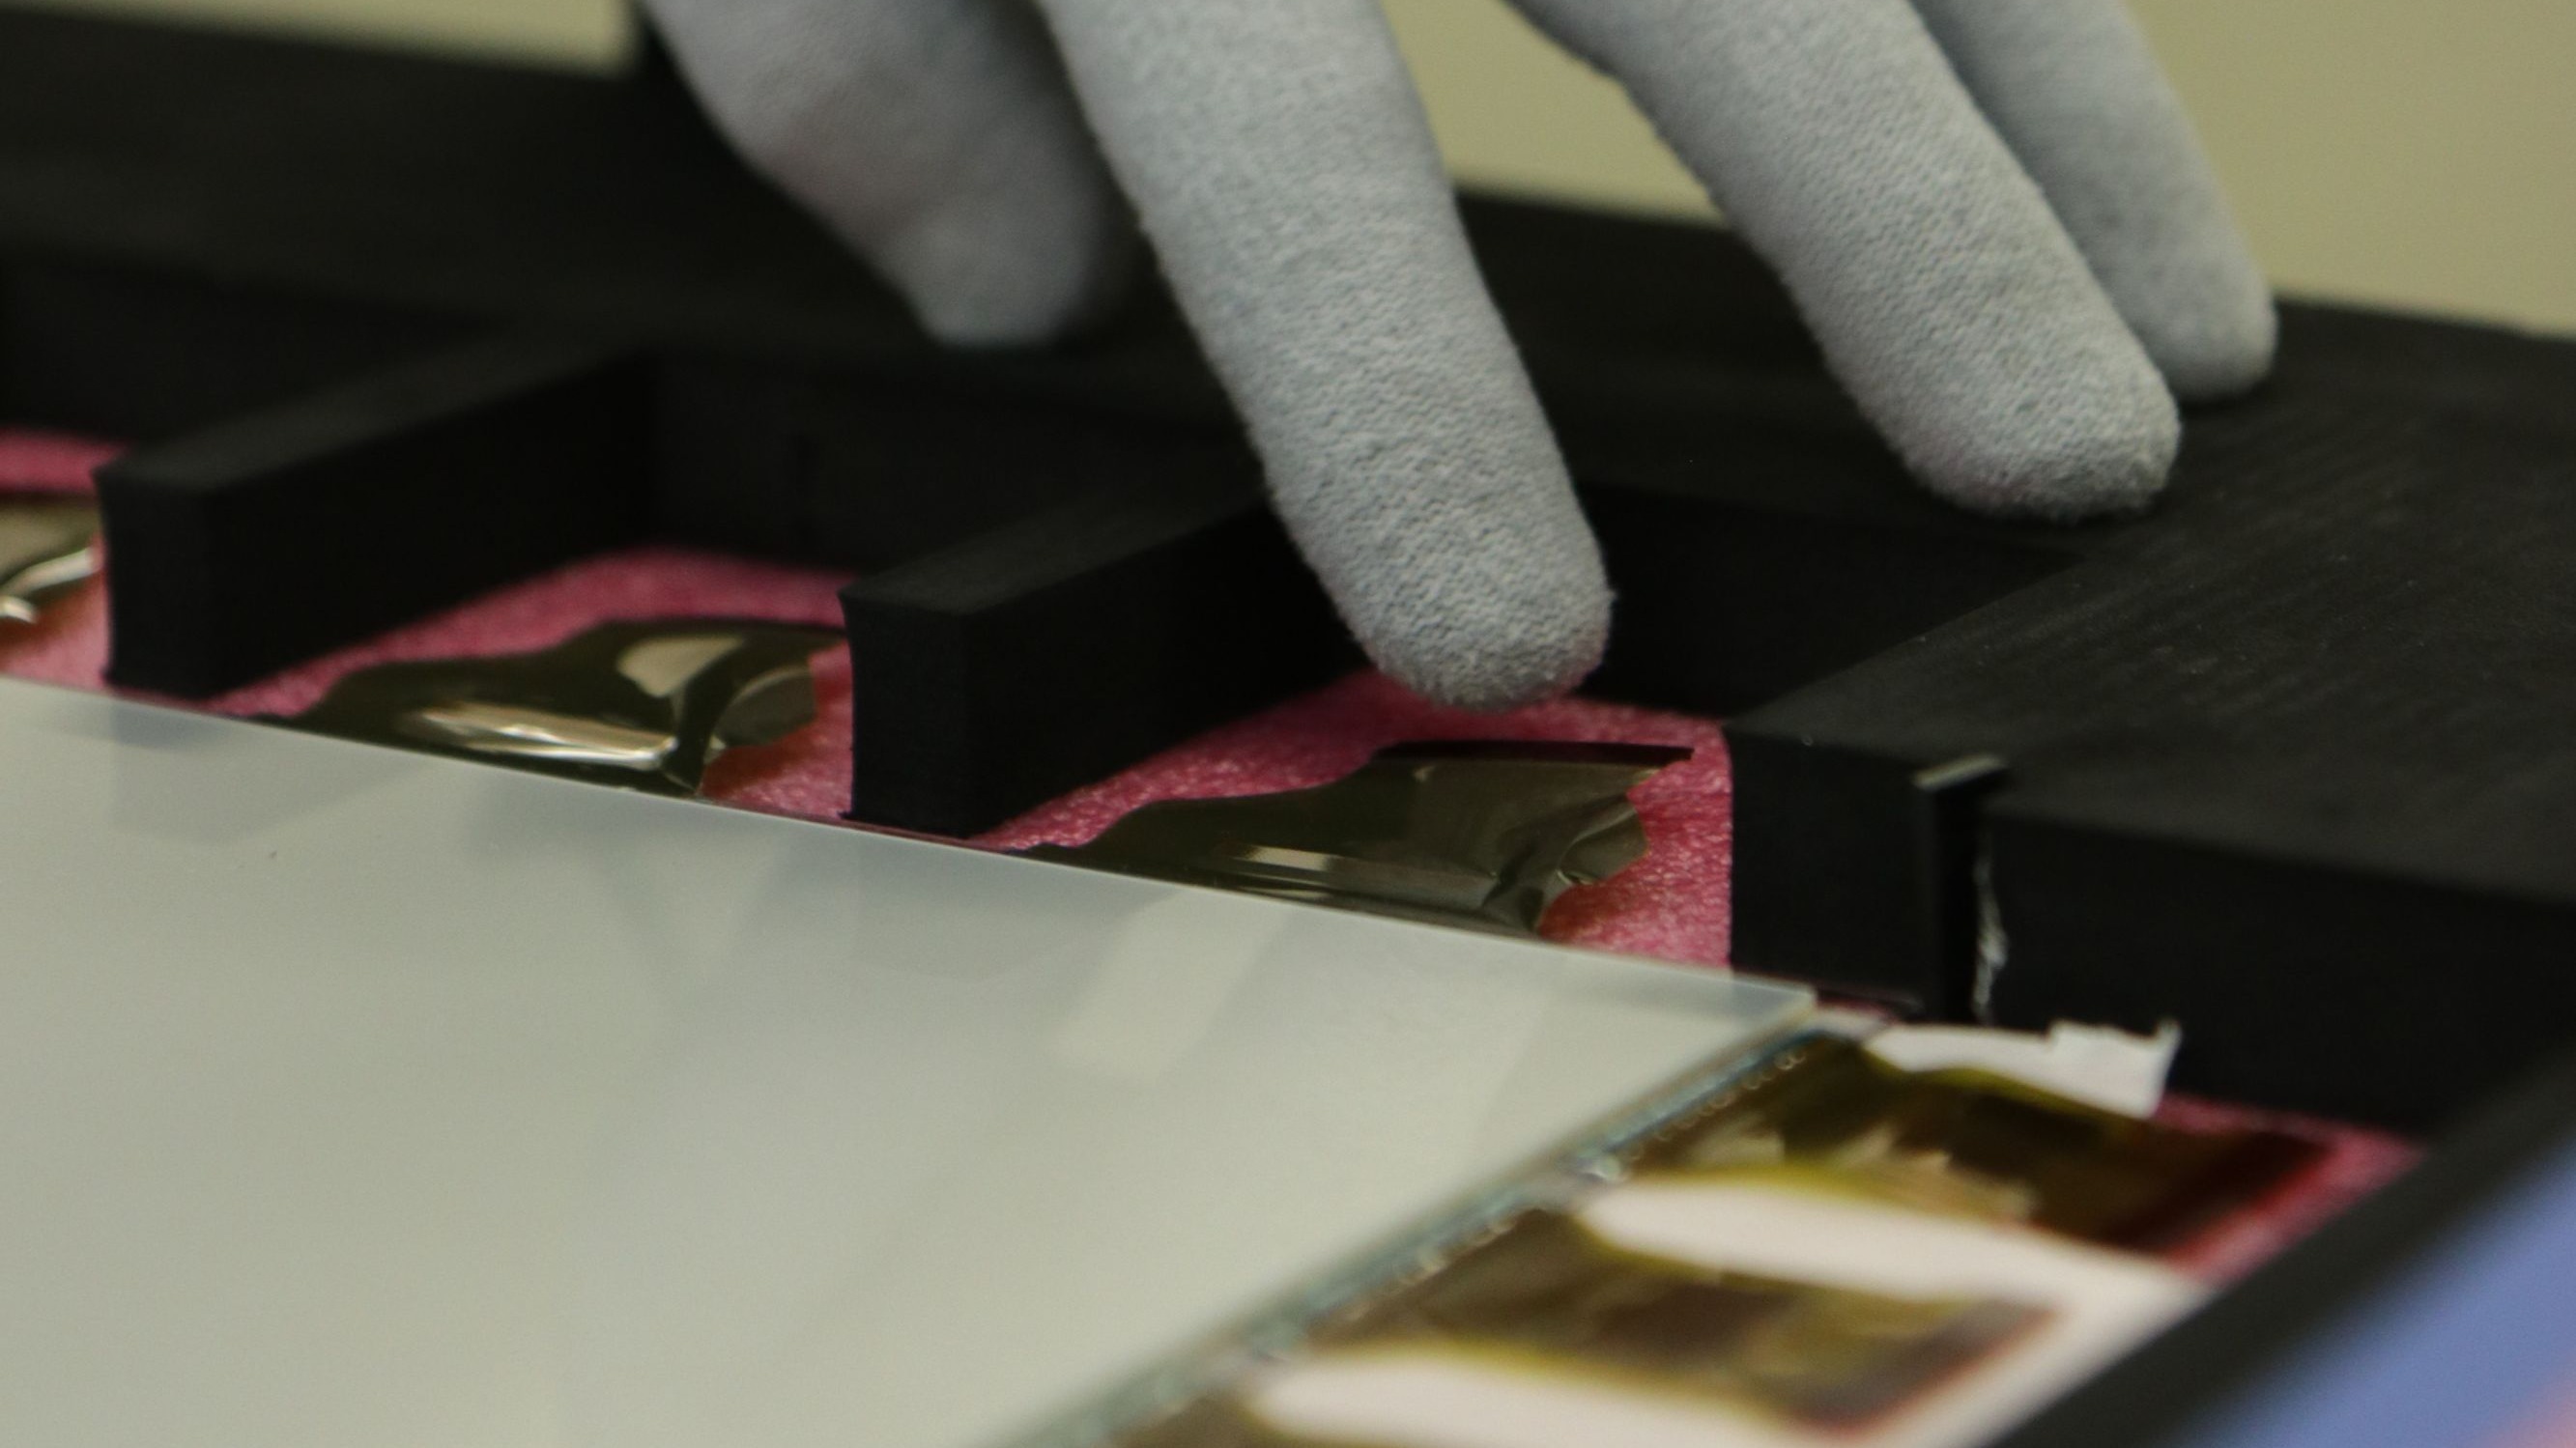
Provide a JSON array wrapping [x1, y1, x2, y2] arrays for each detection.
[[0, 680, 1808, 1448]]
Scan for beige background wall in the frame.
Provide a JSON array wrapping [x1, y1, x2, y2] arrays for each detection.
[[13, 0, 2573, 331], [1386, 0, 2576, 333]]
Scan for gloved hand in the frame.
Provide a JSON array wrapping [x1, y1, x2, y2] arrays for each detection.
[[640, 0, 2273, 711]]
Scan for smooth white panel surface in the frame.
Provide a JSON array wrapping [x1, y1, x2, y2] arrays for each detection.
[[0, 680, 1806, 1448]]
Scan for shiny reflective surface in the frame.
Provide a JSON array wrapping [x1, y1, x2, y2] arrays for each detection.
[[1634, 1036, 2319, 1253], [1305, 1207, 2048, 1428], [1244, 1180, 2197, 1448], [1029, 742, 1689, 935], [277, 618, 842, 795], [0, 680, 1808, 1448], [0, 496, 99, 625], [1105, 1033, 2239, 1448]]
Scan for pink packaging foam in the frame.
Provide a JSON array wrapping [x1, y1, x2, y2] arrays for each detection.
[[2154, 1092, 2422, 1282], [979, 671, 1734, 963], [0, 427, 2416, 1264], [0, 431, 122, 492], [0, 429, 1732, 964], [0, 431, 126, 692]]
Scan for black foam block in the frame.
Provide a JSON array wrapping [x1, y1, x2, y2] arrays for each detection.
[[1, 259, 467, 441], [842, 475, 1356, 837], [651, 350, 1242, 572], [97, 334, 649, 696], [1724, 317, 2576, 1125]]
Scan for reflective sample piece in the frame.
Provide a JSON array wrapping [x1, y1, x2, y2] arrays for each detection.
[[1238, 1183, 2196, 1448], [275, 617, 840, 795], [0, 496, 99, 625], [1103, 1030, 2301, 1448], [1027, 741, 1689, 935], [1632, 1036, 2322, 1253], [0, 679, 1808, 1448], [1129, 1170, 2197, 1448], [1308, 1208, 2046, 1429]]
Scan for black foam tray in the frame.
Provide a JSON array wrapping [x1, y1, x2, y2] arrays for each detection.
[[0, 10, 2570, 1134]]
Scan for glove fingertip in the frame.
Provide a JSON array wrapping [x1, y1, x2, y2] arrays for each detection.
[[1912, 372, 2182, 523], [872, 193, 1144, 350], [1366, 577, 1614, 715], [2144, 288, 2279, 405]]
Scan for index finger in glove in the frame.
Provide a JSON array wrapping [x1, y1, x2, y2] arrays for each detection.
[[1514, 0, 2179, 521], [1031, 0, 1612, 712], [1913, 0, 2275, 399]]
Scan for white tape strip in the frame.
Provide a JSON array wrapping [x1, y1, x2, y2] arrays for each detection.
[[1864, 1020, 2183, 1118]]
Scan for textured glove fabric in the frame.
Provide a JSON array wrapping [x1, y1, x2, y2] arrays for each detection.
[[1515, 0, 2208, 519], [639, 0, 1133, 344], [643, 0, 2272, 709], [1908, 0, 2276, 401], [1030, 0, 1613, 711]]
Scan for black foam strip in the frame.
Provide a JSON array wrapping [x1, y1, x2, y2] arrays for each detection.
[[97, 333, 650, 696], [842, 476, 1356, 837]]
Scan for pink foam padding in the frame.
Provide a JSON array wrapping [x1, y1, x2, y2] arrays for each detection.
[[2, 425, 1736, 961], [201, 544, 870, 823], [0, 430, 120, 493], [2155, 1093, 2422, 1282], [978, 670, 1734, 964], [200, 546, 856, 715], [0, 430, 123, 691], [0, 535, 113, 692], [0, 430, 867, 811]]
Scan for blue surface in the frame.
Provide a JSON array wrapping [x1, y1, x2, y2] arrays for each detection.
[[2176, 1132, 2576, 1448]]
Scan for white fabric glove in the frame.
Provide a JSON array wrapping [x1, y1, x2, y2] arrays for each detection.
[[641, 0, 2273, 711]]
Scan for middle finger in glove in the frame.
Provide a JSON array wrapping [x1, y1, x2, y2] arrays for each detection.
[[1033, 0, 1614, 711], [1512, 0, 2180, 522]]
